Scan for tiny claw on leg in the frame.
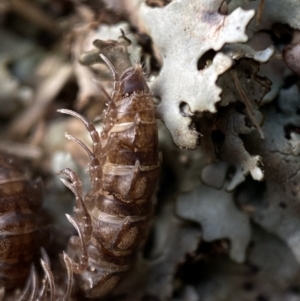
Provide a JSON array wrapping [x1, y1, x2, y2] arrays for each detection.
[[65, 214, 89, 274], [29, 266, 38, 301], [17, 265, 38, 301], [40, 259, 55, 301], [62, 252, 74, 301], [57, 168, 83, 196], [41, 247, 51, 267]]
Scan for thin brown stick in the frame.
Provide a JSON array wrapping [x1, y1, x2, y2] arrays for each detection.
[[231, 70, 264, 139], [256, 0, 265, 26]]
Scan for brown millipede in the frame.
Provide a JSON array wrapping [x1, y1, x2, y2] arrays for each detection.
[[57, 53, 160, 298]]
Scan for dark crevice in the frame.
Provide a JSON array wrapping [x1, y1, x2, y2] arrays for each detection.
[[179, 101, 191, 117], [284, 123, 300, 139], [197, 49, 217, 70]]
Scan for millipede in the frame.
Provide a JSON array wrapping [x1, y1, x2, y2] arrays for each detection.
[[57, 52, 160, 298], [0, 152, 49, 292]]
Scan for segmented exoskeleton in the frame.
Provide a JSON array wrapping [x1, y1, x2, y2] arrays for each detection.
[[0, 152, 49, 290], [58, 54, 160, 298]]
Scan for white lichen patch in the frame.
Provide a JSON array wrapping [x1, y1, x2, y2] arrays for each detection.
[[139, 0, 255, 149]]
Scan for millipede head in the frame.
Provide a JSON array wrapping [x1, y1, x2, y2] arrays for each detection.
[[119, 65, 150, 95]]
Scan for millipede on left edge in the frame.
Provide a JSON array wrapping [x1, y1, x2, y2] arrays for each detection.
[[0, 152, 49, 292]]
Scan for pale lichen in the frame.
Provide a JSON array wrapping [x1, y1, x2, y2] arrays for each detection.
[[177, 183, 251, 263], [139, 0, 255, 149]]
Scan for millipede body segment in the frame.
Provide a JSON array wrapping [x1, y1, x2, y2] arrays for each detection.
[[0, 152, 49, 289], [58, 54, 160, 298]]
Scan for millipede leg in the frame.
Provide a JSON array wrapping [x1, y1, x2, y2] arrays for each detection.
[[58, 109, 101, 154], [58, 109, 102, 192], [17, 265, 38, 301], [58, 168, 83, 195], [40, 259, 55, 301], [64, 215, 89, 274], [100, 54, 120, 102], [64, 133, 102, 192], [58, 168, 93, 242], [62, 252, 74, 301]]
